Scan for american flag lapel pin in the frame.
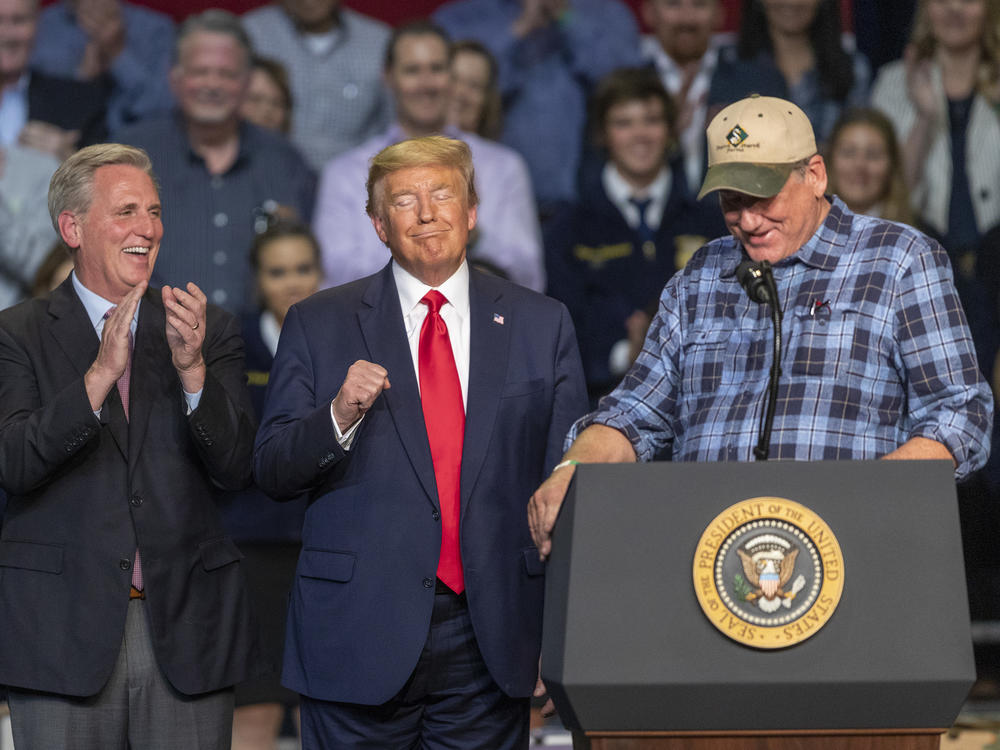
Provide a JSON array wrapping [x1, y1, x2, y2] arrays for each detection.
[[493, 313, 504, 325]]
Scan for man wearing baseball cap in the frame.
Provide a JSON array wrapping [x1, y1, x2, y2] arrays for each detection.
[[528, 94, 992, 558]]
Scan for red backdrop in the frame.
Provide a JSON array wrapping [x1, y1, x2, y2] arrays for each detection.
[[61, 1, 852, 34]]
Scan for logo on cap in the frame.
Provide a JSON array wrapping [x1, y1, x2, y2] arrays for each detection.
[[726, 124, 749, 147]]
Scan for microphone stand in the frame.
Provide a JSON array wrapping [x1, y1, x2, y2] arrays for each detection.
[[735, 260, 783, 461], [754, 263, 782, 461]]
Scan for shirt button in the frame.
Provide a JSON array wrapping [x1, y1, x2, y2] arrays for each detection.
[[213, 212, 228, 228], [119, 558, 131, 571], [211, 176, 224, 190], [342, 82, 359, 99], [422, 577, 433, 589], [213, 250, 227, 266], [130, 494, 143, 507], [212, 289, 227, 305]]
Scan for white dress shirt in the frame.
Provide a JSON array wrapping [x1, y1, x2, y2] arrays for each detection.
[[332, 260, 471, 445]]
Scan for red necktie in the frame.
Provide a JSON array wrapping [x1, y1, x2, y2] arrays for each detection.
[[105, 308, 143, 592], [419, 291, 465, 594]]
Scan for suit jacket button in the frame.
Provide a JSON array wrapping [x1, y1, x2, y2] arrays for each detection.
[[422, 577, 433, 588], [130, 494, 143, 507], [119, 558, 131, 571], [432, 511, 440, 521]]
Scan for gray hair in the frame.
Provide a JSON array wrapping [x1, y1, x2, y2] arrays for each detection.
[[175, 9, 253, 68], [48, 143, 157, 234]]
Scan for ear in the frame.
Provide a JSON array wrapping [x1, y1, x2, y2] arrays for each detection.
[[467, 203, 477, 232], [371, 213, 389, 246], [806, 154, 828, 197], [57, 211, 83, 250]]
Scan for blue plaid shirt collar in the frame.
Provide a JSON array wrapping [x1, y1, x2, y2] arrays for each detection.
[[718, 196, 851, 278]]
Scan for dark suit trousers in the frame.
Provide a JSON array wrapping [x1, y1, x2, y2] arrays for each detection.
[[300, 586, 529, 750], [7, 599, 234, 750]]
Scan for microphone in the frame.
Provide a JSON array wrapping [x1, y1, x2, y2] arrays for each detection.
[[735, 260, 774, 304]]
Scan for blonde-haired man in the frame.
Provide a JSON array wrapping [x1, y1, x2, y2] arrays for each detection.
[[255, 135, 587, 748]]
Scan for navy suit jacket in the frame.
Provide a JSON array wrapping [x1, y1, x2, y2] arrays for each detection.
[[0, 279, 260, 697], [254, 263, 587, 704]]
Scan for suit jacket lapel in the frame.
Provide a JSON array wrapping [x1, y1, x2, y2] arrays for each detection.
[[47, 278, 129, 459], [358, 265, 440, 508], [460, 271, 509, 514]]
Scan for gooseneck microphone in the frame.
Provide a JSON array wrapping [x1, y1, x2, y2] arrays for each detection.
[[735, 260, 783, 461], [735, 260, 774, 305]]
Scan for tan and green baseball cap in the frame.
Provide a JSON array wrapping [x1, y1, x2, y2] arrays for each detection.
[[697, 94, 817, 200]]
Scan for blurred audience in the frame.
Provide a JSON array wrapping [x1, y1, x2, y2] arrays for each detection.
[[871, 0, 1000, 254], [31, 0, 175, 132], [313, 21, 544, 290], [640, 0, 724, 194], [433, 0, 642, 214], [241, 56, 293, 134], [242, 0, 391, 171], [825, 106, 913, 224], [30, 240, 74, 297], [115, 10, 315, 314], [546, 67, 722, 402], [0, 143, 57, 309], [709, 0, 871, 143], [222, 220, 320, 750], [448, 39, 502, 139], [853, 0, 918, 71], [0, 0, 106, 160]]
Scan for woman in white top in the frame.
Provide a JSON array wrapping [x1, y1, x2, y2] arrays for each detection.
[[870, 0, 1000, 251]]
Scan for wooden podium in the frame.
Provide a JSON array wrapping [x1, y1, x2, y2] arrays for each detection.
[[541, 460, 973, 750]]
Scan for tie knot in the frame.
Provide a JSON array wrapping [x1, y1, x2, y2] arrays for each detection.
[[629, 196, 651, 214], [421, 290, 448, 315]]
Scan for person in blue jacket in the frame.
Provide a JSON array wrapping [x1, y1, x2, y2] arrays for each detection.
[[546, 67, 724, 403]]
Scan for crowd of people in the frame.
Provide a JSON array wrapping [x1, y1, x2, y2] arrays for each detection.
[[1, 0, 999, 747]]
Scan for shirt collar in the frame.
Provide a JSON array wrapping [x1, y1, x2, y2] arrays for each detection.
[[392, 259, 470, 322], [602, 162, 671, 228], [640, 36, 719, 88], [71, 271, 141, 331], [177, 111, 251, 169]]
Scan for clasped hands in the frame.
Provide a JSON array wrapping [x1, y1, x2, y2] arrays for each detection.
[[85, 281, 208, 411]]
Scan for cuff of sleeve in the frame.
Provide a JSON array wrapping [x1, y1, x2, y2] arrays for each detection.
[[184, 388, 203, 415], [330, 401, 362, 449]]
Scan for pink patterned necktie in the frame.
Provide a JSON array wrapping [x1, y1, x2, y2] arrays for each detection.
[[104, 308, 142, 592], [418, 291, 465, 594]]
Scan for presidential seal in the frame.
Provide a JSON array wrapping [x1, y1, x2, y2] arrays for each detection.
[[692, 497, 844, 649]]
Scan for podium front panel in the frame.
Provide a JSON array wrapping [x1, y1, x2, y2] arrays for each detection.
[[541, 460, 973, 732]]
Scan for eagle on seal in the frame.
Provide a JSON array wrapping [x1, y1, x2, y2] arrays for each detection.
[[737, 534, 804, 613]]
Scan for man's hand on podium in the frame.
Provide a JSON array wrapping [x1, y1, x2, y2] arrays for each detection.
[[535, 663, 556, 718], [528, 425, 638, 559], [528, 462, 576, 560]]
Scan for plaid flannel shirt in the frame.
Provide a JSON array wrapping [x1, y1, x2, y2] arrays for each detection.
[[570, 198, 993, 480]]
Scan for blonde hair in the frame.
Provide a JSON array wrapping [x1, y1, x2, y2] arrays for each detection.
[[910, 0, 1000, 103], [826, 107, 914, 225], [48, 143, 157, 234], [365, 136, 478, 217]]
